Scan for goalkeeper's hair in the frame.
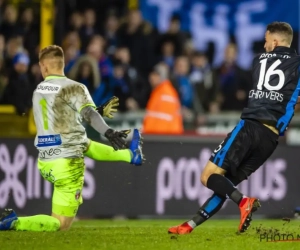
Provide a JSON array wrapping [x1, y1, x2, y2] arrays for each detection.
[[39, 45, 64, 69], [267, 22, 293, 45]]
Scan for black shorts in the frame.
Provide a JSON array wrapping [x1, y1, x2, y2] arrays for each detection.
[[210, 119, 278, 178]]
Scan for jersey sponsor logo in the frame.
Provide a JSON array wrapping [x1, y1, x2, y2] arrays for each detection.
[[36, 134, 62, 147], [36, 84, 61, 94], [259, 53, 277, 59], [259, 53, 291, 60], [249, 90, 284, 102]]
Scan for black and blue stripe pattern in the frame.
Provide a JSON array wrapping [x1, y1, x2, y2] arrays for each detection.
[[213, 120, 245, 167]]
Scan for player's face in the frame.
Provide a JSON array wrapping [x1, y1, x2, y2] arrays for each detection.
[[264, 31, 277, 52]]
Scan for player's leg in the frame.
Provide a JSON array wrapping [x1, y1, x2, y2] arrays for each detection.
[[192, 159, 250, 226], [187, 170, 248, 229], [0, 209, 60, 231], [0, 158, 84, 231], [167, 169, 248, 235], [47, 157, 85, 230], [168, 120, 278, 234], [84, 128, 144, 165], [168, 120, 254, 234], [234, 126, 278, 232]]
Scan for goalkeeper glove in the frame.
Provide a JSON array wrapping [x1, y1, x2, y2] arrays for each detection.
[[96, 96, 119, 118], [104, 129, 131, 150]]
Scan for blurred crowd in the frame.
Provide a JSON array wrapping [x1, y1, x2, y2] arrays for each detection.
[[0, 4, 253, 127]]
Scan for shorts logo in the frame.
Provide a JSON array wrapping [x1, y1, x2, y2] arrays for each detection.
[[75, 189, 81, 200], [37, 135, 62, 147]]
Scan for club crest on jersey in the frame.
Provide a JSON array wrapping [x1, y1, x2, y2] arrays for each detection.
[[36, 84, 61, 94], [36, 134, 62, 147]]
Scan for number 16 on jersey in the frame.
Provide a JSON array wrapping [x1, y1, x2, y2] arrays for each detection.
[[257, 58, 285, 91]]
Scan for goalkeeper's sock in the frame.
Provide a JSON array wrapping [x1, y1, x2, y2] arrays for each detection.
[[13, 215, 60, 231], [84, 140, 132, 162], [188, 193, 226, 228], [206, 174, 244, 204]]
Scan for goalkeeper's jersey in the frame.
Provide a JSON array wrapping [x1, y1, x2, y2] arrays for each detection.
[[32, 75, 96, 160]]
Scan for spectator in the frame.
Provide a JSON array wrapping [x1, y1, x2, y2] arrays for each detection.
[[114, 46, 150, 109], [117, 9, 155, 77], [0, 53, 32, 115], [190, 52, 220, 114], [62, 31, 81, 74], [64, 45, 80, 75], [0, 56, 8, 100], [101, 14, 119, 57], [143, 63, 183, 134], [68, 11, 83, 32], [87, 35, 113, 82], [183, 38, 195, 60], [111, 61, 133, 112], [79, 9, 99, 51], [19, 8, 39, 59], [0, 0, 5, 24], [4, 36, 23, 75], [156, 14, 188, 57], [0, 34, 5, 59], [62, 31, 81, 52], [159, 40, 176, 69], [0, 5, 19, 40], [68, 55, 100, 95], [216, 43, 252, 111], [29, 63, 42, 90], [171, 56, 193, 113]]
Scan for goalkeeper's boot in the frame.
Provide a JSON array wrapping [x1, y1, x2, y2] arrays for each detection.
[[238, 197, 261, 233], [168, 222, 193, 235], [129, 129, 144, 166], [0, 209, 18, 230]]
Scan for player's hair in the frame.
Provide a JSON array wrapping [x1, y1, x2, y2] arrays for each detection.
[[267, 22, 293, 45], [39, 45, 64, 69]]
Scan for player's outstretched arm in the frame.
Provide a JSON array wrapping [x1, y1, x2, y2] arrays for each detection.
[[96, 96, 119, 119], [80, 106, 128, 150]]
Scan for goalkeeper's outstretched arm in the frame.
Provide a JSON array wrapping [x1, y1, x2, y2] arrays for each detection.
[[80, 106, 110, 135], [80, 106, 129, 150]]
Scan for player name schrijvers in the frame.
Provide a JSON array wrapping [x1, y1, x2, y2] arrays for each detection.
[[249, 90, 284, 102], [37, 85, 60, 91]]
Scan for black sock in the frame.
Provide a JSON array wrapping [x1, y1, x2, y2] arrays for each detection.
[[206, 174, 244, 204]]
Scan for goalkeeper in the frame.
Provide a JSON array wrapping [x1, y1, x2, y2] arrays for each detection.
[[0, 45, 144, 232]]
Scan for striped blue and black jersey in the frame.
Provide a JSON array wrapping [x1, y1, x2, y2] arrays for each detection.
[[241, 46, 300, 135]]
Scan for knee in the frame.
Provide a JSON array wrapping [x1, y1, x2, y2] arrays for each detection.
[[201, 161, 227, 186], [200, 171, 211, 187]]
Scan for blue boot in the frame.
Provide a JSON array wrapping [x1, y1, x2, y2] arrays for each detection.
[[129, 129, 145, 166], [0, 209, 18, 230]]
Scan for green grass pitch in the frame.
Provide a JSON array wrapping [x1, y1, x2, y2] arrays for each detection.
[[1, 219, 300, 250]]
